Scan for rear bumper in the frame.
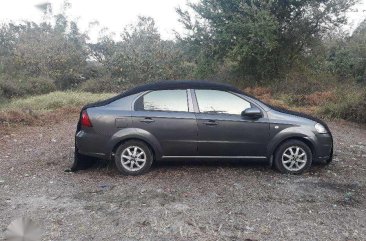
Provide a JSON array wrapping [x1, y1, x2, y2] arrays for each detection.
[[75, 130, 108, 159]]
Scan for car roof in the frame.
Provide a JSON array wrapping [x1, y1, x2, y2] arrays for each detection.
[[125, 80, 240, 93]]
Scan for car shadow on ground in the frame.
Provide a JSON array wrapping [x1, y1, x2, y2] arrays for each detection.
[[152, 158, 269, 169], [72, 158, 328, 177], [78, 158, 273, 176], [152, 159, 327, 172]]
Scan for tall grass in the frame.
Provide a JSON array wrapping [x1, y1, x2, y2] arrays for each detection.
[[0, 91, 115, 125], [319, 86, 366, 123], [0, 91, 115, 112]]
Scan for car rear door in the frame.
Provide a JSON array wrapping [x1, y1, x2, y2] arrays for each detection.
[[132, 89, 198, 157], [193, 89, 270, 158]]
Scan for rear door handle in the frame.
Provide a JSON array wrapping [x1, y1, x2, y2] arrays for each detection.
[[140, 117, 155, 123], [203, 120, 218, 126]]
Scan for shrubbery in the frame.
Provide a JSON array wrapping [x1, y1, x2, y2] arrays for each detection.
[[319, 86, 366, 123], [0, 76, 56, 99], [78, 77, 132, 93]]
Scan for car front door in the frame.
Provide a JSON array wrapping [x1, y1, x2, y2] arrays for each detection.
[[193, 89, 270, 158], [132, 89, 198, 157]]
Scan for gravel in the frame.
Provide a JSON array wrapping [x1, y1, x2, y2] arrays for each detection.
[[0, 116, 365, 240]]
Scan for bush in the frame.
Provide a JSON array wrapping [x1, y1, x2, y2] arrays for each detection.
[[269, 68, 335, 95], [244, 86, 293, 110], [319, 86, 366, 123], [280, 91, 336, 107], [79, 78, 132, 93], [0, 76, 56, 98]]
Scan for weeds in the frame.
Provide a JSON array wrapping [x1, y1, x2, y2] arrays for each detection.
[[0, 91, 115, 125], [319, 86, 366, 123]]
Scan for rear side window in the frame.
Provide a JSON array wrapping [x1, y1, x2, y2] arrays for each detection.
[[107, 93, 140, 110], [135, 90, 188, 112], [195, 89, 251, 115]]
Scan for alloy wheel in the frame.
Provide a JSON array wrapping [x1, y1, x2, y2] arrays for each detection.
[[281, 146, 307, 172], [121, 146, 147, 171]]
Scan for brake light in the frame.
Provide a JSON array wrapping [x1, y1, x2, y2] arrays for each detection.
[[81, 110, 92, 127]]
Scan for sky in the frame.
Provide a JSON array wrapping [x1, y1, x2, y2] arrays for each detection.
[[0, 0, 365, 42]]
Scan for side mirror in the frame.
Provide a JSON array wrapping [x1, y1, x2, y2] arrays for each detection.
[[241, 107, 262, 119]]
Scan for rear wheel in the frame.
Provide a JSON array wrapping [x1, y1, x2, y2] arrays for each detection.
[[274, 140, 312, 174], [115, 140, 153, 175]]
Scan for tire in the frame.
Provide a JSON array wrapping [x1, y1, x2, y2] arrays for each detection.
[[115, 140, 153, 175], [70, 149, 97, 171], [274, 140, 312, 174]]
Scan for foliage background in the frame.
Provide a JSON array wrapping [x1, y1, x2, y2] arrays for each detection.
[[0, 0, 365, 122]]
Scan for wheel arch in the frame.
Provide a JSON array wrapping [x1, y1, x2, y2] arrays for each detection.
[[106, 128, 163, 160], [112, 137, 157, 160], [270, 136, 316, 161]]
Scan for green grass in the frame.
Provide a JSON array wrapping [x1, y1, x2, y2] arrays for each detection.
[[0, 91, 115, 112]]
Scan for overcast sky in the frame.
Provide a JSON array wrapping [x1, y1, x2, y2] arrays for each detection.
[[0, 0, 365, 41]]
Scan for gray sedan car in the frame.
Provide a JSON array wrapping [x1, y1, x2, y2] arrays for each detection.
[[72, 80, 333, 175]]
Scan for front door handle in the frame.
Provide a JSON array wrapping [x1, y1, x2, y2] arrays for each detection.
[[140, 117, 155, 123], [203, 120, 218, 126]]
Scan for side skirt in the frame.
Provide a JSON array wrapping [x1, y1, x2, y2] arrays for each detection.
[[161, 156, 267, 159]]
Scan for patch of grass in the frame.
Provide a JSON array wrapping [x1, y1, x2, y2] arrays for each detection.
[[319, 86, 366, 123], [0, 91, 114, 112], [0, 91, 115, 125]]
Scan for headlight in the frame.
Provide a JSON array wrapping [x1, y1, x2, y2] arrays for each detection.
[[315, 123, 327, 133]]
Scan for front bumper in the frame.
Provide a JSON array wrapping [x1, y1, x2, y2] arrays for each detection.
[[314, 133, 333, 162]]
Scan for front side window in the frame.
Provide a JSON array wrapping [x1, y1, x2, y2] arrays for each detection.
[[195, 89, 251, 115], [135, 89, 188, 112]]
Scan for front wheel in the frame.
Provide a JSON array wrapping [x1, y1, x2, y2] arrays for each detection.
[[115, 140, 153, 175], [274, 140, 312, 174]]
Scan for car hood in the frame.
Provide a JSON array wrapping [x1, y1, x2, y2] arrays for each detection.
[[268, 105, 331, 133]]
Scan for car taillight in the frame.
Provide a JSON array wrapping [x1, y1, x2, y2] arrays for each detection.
[[81, 110, 92, 127]]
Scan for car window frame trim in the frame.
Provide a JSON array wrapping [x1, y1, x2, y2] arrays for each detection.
[[191, 89, 265, 117], [132, 89, 193, 113]]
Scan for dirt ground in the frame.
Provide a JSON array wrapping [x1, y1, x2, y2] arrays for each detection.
[[0, 116, 365, 241]]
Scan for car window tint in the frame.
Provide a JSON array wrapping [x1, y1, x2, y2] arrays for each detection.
[[195, 90, 251, 115], [135, 90, 188, 112], [107, 93, 140, 110]]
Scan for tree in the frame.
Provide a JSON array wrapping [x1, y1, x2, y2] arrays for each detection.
[[177, 0, 356, 81], [0, 23, 18, 74], [92, 16, 191, 83], [326, 19, 366, 82], [0, 1, 89, 89]]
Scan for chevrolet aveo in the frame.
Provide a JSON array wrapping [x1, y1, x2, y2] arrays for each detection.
[[72, 80, 333, 175]]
